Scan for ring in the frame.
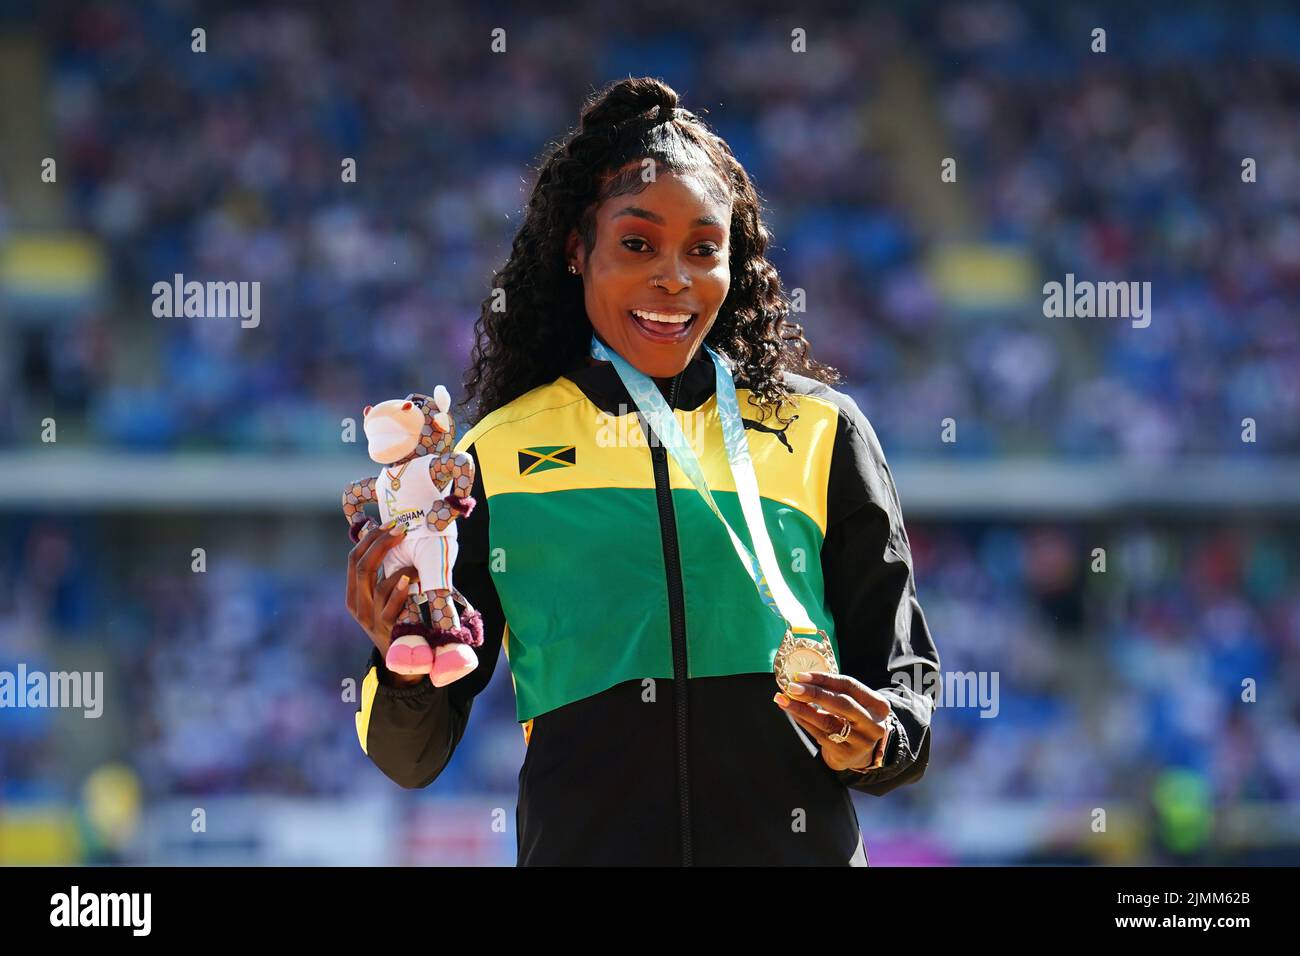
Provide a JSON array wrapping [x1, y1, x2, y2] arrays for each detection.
[[827, 717, 852, 744]]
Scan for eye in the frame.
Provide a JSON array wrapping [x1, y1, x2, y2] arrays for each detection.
[[621, 238, 722, 256]]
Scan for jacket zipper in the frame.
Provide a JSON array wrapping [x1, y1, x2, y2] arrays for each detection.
[[648, 369, 692, 866]]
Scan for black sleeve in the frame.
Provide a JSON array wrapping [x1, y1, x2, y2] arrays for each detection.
[[818, 394, 940, 797], [354, 441, 508, 789]]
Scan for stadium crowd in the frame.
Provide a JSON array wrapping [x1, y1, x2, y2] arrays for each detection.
[[3, 2, 1296, 457]]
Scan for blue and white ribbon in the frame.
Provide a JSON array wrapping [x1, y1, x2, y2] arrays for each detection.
[[590, 333, 817, 636]]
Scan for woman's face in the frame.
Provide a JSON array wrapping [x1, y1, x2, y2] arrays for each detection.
[[569, 166, 731, 379]]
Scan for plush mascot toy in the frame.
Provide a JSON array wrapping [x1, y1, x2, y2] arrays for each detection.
[[341, 386, 483, 686]]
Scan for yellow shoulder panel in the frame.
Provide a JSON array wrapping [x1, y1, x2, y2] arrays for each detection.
[[462, 379, 841, 535], [455, 377, 589, 454], [720, 388, 840, 536]]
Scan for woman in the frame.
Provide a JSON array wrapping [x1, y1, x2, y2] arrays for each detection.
[[346, 77, 940, 866]]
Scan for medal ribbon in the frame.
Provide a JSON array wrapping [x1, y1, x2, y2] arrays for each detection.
[[590, 334, 818, 636]]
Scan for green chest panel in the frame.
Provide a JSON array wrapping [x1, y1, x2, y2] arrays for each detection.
[[457, 378, 843, 722]]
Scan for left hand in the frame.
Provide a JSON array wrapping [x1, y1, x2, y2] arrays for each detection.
[[775, 672, 893, 772]]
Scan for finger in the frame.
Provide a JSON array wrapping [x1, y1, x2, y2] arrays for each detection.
[[793, 671, 893, 719], [783, 694, 882, 745], [348, 520, 392, 580], [378, 572, 414, 630], [780, 695, 847, 737], [375, 565, 418, 629], [345, 524, 375, 612], [349, 524, 404, 624], [355, 523, 407, 597], [784, 677, 871, 724], [347, 522, 383, 611], [779, 699, 876, 768], [376, 564, 419, 607]]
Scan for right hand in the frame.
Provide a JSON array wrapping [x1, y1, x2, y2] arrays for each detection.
[[346, 522, 425, 687]]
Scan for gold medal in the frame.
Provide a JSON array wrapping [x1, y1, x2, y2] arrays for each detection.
[[386, 460, 412, 491], [773, 629, 838, 692]]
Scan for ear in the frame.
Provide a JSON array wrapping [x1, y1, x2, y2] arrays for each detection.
[[433, 411, 451, 432], [433, 385, 450, 412], [564, 226, 583, 267], [363, 405, 372, 416]]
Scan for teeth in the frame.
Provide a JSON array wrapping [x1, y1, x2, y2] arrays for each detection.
[[632, 310, 693, 324]]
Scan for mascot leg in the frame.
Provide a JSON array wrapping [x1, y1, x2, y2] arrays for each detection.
[[385, 607, 435, 675], [426, 588, 481, 687], [382, 547, 435, 675], [450, 587, 484, 648]]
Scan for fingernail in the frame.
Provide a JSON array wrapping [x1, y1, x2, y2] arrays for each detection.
[[795, 671, 812, 682], [397, 575, 410, 589], [787, 682, 805, 696], [390, 524, 405, 535], [773, 693, 789, 708]]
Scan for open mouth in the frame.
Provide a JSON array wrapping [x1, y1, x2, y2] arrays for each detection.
[[627, 309, 698, 342]]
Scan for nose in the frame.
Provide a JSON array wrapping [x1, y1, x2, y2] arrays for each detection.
[[653, 251, 692, 291]]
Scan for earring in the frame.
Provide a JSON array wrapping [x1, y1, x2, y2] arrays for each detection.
[[568, 264, 578, 274]]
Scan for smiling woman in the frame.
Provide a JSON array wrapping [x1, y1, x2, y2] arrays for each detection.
[[463, 76, 838, 421], [572, 170, 729, 373], [348, 76, 941, 867]]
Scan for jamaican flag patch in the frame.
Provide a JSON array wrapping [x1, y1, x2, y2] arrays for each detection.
[[518, 445, 576, 475]]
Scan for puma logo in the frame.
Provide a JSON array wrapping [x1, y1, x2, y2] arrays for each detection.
[[742, 415, 798, 453]]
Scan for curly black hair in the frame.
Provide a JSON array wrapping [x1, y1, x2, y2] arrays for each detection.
[[461, 76, 840, 427]]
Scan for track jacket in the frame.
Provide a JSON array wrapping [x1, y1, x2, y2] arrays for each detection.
[[354, 349, 940, 865]]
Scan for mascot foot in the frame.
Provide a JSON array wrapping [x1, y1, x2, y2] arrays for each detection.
[[429, 642, 478, 687], [385, 631, 434, 675]]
